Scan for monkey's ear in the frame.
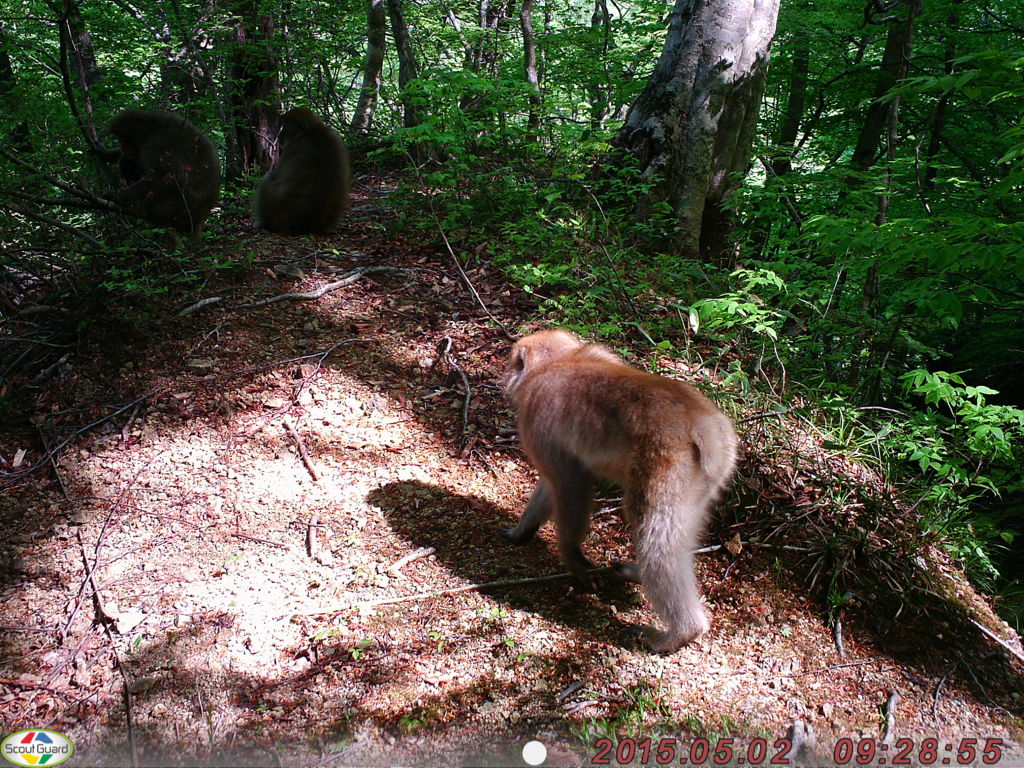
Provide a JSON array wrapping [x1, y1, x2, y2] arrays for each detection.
[[511, 346, 529, 374], [500, 345, 530, 394]]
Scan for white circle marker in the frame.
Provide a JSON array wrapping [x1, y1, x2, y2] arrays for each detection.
[[522, 740, 547, 766]]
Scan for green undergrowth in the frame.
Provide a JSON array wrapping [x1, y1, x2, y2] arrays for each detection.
[[389, 135, 1024, 633]]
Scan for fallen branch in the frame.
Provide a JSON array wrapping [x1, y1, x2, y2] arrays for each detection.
[[881, 689, 901, 744], [238, 266, 408, 309], [389, 546, 436, 573], [786, 660, 877, 678], [426, 192, 513, 339], [932, 667, 951, 722], [1, 391, 156, 489], [833, 612, 846, 659], [177, 296, 225, 317], [285, 419, 320, 481], [306, 512, 320, 560], [969, 617, 1024, 663], [738, 408, 791, 424], [434, 336, 472, 438], [288, 541, 728, 617], [201, 338, 374, 385], [232, 532, 289, 550]]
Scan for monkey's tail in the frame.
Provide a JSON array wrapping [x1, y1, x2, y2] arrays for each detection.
[[693, 417, 739, 493], [630, 470, 714, 652]]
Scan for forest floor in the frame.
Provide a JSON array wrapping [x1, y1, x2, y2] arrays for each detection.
[[1, 178, 1023, 767]]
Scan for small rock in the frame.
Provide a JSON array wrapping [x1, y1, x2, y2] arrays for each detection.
[[273, 263, 305, 280], [114, 610, 147, 634]]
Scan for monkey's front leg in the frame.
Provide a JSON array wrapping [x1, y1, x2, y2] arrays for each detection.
[[501, 479, 552, 543]]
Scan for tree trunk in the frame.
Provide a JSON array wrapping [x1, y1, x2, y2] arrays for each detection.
[[0, 25, 30, 152], [60, 0, 101, 92], [924, 0, 961, 190], [849, 0, 920, 174], [228, 0, 280, 178], [770, 25, 808, 177], [611, 0, 781, 262], [468, 0, 511, 74], [352, 0, 386, 136], [520, 0, 541, 140], [153, 3, 202, 104], [588, 0, 612, 130], [386, 0, 421, 130], [57, 0, 110, 167]]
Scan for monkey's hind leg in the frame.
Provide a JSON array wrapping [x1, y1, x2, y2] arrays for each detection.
[[549, 464, 599, 592], [502, 479, 552, 543], [630, 476, 712, 653]]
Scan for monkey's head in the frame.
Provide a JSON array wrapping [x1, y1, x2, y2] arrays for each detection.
[[110, 110, 151, 158], [500, 329, 584, 397], [279, 107, 322, 147]]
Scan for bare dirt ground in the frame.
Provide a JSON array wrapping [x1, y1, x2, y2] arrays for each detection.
[[1, 179, 1022, 767]]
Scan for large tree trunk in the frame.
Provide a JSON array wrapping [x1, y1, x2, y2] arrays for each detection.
[[611, 0, 780, 262], [849, 0, 920, 174], [0, 26, 30, 152], [385, 0, 421, 130], [57, 0, 112, 174], [228, 0, 280, 178], [925, 0, 961, 190], [520, 0, 541, 140], [588, 0, 612, 130], [352, 0, 386, 136], [770, 24, 808, 178]]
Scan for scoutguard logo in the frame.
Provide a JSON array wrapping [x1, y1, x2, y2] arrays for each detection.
[[1, 730, 74, 766]]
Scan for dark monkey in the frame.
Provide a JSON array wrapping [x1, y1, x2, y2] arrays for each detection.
[[253, 107, 351, 235], [500, 330, 738, 653], [106, 109, 221, 235]]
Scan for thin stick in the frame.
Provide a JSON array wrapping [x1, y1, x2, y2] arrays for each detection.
[[881, 689, 901, 744], [1, 391, 155, 488], [231, 532, 289, 549], [932, 669, 950, 722], [177, 296, 225, 317], [238, 266, 407, 309], [297, 567, 616, 615], [427, 197, 512, 338], [306, 512, 320, 559], [436, 336, 472, 437], [969, 618, 1024, 663], [285, 419, 320, 481], [295, 541, 732, 617], [389, 546, 435, 573], [786, 660, 876, 678], [833, 612, 846, 659]]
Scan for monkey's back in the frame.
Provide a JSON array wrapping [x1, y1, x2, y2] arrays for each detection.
[[515, 358, 736, 487], [255, 123, 350, 235], [112, 110, 221, 234]]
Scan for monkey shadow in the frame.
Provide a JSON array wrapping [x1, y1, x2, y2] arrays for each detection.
[[367, 479, 642, 648]]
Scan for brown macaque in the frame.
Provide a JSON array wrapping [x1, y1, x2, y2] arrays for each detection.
[[253, 107, 351, 235], [106, 109, 221, 235], [500, 330, 738, 653]]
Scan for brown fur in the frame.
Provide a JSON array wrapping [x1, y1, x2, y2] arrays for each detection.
[[253, 107, 350, 235], [108, 109, 221, 235], [500, 329, 738, 652]]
